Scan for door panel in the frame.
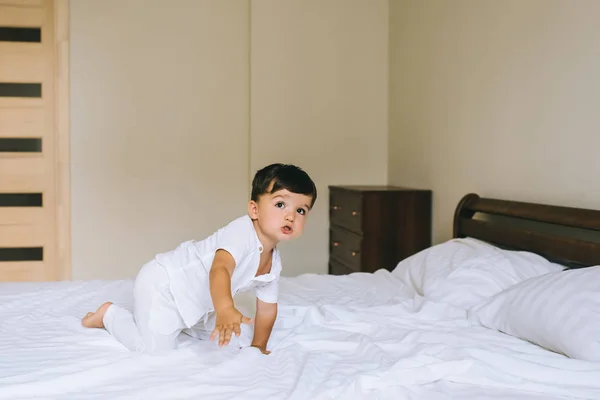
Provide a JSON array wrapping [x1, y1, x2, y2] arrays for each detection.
[[0, 0, 67, 281]]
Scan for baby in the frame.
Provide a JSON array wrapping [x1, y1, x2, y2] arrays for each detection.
[[82, 163, 317, 355]]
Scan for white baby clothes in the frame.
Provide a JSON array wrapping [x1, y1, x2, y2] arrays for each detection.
[[103, 215, 282, 353], [103, 260, 186, 353], [156, 215, 282, 329]]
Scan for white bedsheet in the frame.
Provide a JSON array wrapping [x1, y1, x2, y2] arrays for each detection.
[[1, 270, 599, 400]]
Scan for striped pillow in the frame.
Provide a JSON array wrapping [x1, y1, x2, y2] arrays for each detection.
[[469, 266, 600, 361]]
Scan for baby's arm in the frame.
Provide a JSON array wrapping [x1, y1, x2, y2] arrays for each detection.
[[209, 250, 252, 346], [251, 298, 277, 354]]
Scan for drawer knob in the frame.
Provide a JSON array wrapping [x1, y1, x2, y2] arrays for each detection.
[[333, 241, 340, 247], [351, 211, 359, 216], [331, 205, 341, 211], [351, 251, 358, 257]]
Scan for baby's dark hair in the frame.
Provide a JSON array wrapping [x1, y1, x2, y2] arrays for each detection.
[[251, 163, 317, 208]]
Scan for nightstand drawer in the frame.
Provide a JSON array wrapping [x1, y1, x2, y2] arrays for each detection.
[[329, 259, 357, 275], [330, 227, 362, 271], [329, 190, 362, 233]]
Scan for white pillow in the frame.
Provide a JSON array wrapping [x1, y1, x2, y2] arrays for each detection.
[[392, 238, 496, 294], [392, 238, 563, 309], [469, 266, 600, 362]]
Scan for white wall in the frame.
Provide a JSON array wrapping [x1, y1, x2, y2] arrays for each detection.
[[70, 0, 388, 279], [250, 0, 389, 276], [70, 0, 250, 279], [388, 0, 600, 244]]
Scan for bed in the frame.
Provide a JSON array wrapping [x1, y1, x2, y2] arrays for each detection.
[[1, 193, 599, 399]]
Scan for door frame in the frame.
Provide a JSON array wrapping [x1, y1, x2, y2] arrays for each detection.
[[54, 0, 70, 279]]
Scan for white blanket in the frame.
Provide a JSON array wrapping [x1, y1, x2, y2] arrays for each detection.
[[1, 270, 599, 399]]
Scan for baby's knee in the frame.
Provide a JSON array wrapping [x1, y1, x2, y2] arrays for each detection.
[[141, 333, 179, 355]]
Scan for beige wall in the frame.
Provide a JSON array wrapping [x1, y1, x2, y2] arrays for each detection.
[[251, 0, 389, 276], [68, 0, 600, 277], [70, 0, 388, 279], [70, 0, 250, 279], [388, 0, 600, 244]]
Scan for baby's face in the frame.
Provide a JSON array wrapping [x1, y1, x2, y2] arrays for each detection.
[[254, 188, 313, 243]]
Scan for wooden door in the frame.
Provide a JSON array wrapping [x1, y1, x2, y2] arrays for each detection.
[[0, 0, 69, 281]]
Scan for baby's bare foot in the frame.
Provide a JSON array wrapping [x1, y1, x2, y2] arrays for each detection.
[[81, 302, 113, 328]]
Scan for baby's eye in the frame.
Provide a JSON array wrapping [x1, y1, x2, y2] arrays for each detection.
[[275, 202, 285, 208], [297, 208, 306, 215]]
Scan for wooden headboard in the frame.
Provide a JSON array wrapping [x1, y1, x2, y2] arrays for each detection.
[[453, 193, 600, 268]]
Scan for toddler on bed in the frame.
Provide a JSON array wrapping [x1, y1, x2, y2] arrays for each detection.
[[82, 163, 317, 355]]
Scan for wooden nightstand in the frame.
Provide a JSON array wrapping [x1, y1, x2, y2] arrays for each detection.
[[328, 185, 432, 275]]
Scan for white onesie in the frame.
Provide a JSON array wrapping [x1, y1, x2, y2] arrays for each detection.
[[102, 215, 282, 354]]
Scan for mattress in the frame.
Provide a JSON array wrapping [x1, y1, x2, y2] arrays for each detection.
[[1, 269, 599, 399]]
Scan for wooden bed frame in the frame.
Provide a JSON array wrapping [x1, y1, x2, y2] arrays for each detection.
[[453, 193, 600, 268]]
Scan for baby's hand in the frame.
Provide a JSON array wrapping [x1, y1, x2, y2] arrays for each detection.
[[251, 344, 271, 355], [210, 306, 252, 347]]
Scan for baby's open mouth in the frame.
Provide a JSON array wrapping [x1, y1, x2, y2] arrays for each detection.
[[281, 226, 293, 234]]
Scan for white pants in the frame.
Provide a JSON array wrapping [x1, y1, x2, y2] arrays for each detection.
[[103, 260, 254, 354], [103, 260, 190, 354]]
